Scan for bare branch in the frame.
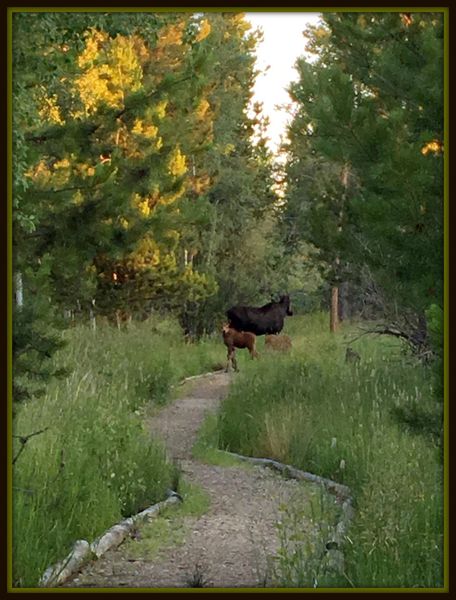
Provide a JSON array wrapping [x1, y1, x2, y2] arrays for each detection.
[[13, 427, 49, 465]]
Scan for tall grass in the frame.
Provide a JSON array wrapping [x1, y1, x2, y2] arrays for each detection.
[[12, 316, 223, 587], [273, 486, 344, 588], [216, 313, 444, 588]]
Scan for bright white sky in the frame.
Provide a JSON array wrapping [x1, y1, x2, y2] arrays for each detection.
[[245, 12, 322, 154]]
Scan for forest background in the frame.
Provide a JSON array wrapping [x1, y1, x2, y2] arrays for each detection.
[[12, 11, 444, 400]]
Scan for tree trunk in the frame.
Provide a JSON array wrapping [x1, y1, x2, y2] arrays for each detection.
[[15, 272, 24, 308], [330, 163, 350, 332], [338, 281, 349, 322], [89, 303, 96, 332], [330, 285, 339, 333]]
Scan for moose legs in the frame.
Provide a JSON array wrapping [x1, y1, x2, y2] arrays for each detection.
[[225, 345, 258, 372], [226, 347, 238, 372]]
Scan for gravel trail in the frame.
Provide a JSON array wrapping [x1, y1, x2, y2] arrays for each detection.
[[64, 372, 314, 589]]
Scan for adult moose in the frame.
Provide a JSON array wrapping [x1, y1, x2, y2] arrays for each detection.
[[226, 295, 293, 336]]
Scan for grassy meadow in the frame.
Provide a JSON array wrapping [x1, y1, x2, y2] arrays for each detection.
[[12, 312, 444, 588], [214, 313, 444, 588], [12, 315, 224, 588]]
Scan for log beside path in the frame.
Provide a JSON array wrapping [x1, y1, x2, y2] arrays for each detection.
[[40, 494, 182, 587], [54, 371, 353, 589]]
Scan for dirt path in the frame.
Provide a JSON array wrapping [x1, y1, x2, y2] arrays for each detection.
[[64, 372, 315, 589]]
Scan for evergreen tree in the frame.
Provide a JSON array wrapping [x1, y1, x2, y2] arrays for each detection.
[[281, 12, 443, 349], [12, 11, 280, 393]]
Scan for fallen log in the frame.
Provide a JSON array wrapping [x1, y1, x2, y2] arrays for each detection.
[[177, 369, 226, 385], [39, 493, 181, 587], [223, 451, 354, 576], [224, 452, 351, 500], [40, 540, 91, 588]]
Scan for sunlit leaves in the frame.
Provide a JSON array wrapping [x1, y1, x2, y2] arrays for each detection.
[[167, 146, 188, 177], [75, 30, 144, 115], [12, 10, 279, 340], [421, 140, 443, 156], [195, 18, 212, 43]]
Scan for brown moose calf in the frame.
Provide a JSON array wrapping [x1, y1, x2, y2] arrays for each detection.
[[222, 324, 258, 372], [265, 334, 292, 352]]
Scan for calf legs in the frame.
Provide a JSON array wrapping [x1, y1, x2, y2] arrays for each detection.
[[226, 347, 238, 372], [225, 346, 258, 372]]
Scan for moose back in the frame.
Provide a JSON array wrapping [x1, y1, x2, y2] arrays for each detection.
[[226, 295, 293, 336]]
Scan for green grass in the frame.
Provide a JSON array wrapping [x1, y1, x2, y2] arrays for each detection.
[[192, 412, 255, 468], [214, 313, 444, 589], [12, 312, 444, 589], [12, 315, 223, 588], [122, 480, 211, 562], [272, 486, 344, 588]]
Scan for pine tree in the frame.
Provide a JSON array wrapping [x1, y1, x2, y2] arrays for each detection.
[[281, 12, 443, 347], [12, 11, 279, 350]]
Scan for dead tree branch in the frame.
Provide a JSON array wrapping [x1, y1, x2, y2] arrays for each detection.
[[12, 427, 49, 465]]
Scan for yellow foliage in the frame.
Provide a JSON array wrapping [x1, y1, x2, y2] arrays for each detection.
[[72, 191, 84, 206], [53, 158, 70, 169], [154, 100, 168, 119], [156, 22, 185, 48], [231, 13, 251, 35], [160, 185, 186, 205], [132, 188, 165, 215], [167, 146, 187, 177], [131, 237, 161, 267], [138, 200, 151, 217], [130, 34, 150, 65], [119, 217, 129, 229], [26, 159, 61, 187], [75, 31, 143, 114], [221, 143, 235, 156], [165, 229, 180, 242], [78, 29, 109, 68], [195, 19, 212, 42], [189, 174, 211, 194], [132, 119, 143, 133], [181, 267, 217, 301], [132, 118, 159, 139], [161, 252, 177, 269], [132, 193, 151, 217], [421, 140, 443, 156], [39, 93, 64, 124], [314, 27, 330, 41], [196, 98, 210, 119]]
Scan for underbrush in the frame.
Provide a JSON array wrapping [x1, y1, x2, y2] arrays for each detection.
[[215, 313, 444, 589], [12, 316, 223, 588]]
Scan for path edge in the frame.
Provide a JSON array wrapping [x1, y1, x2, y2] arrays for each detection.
[[39, 493, 182, 588], [224, 451, 354, 576]]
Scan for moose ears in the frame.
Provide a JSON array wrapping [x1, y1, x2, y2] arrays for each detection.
[[270, 293, 290, 303]]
